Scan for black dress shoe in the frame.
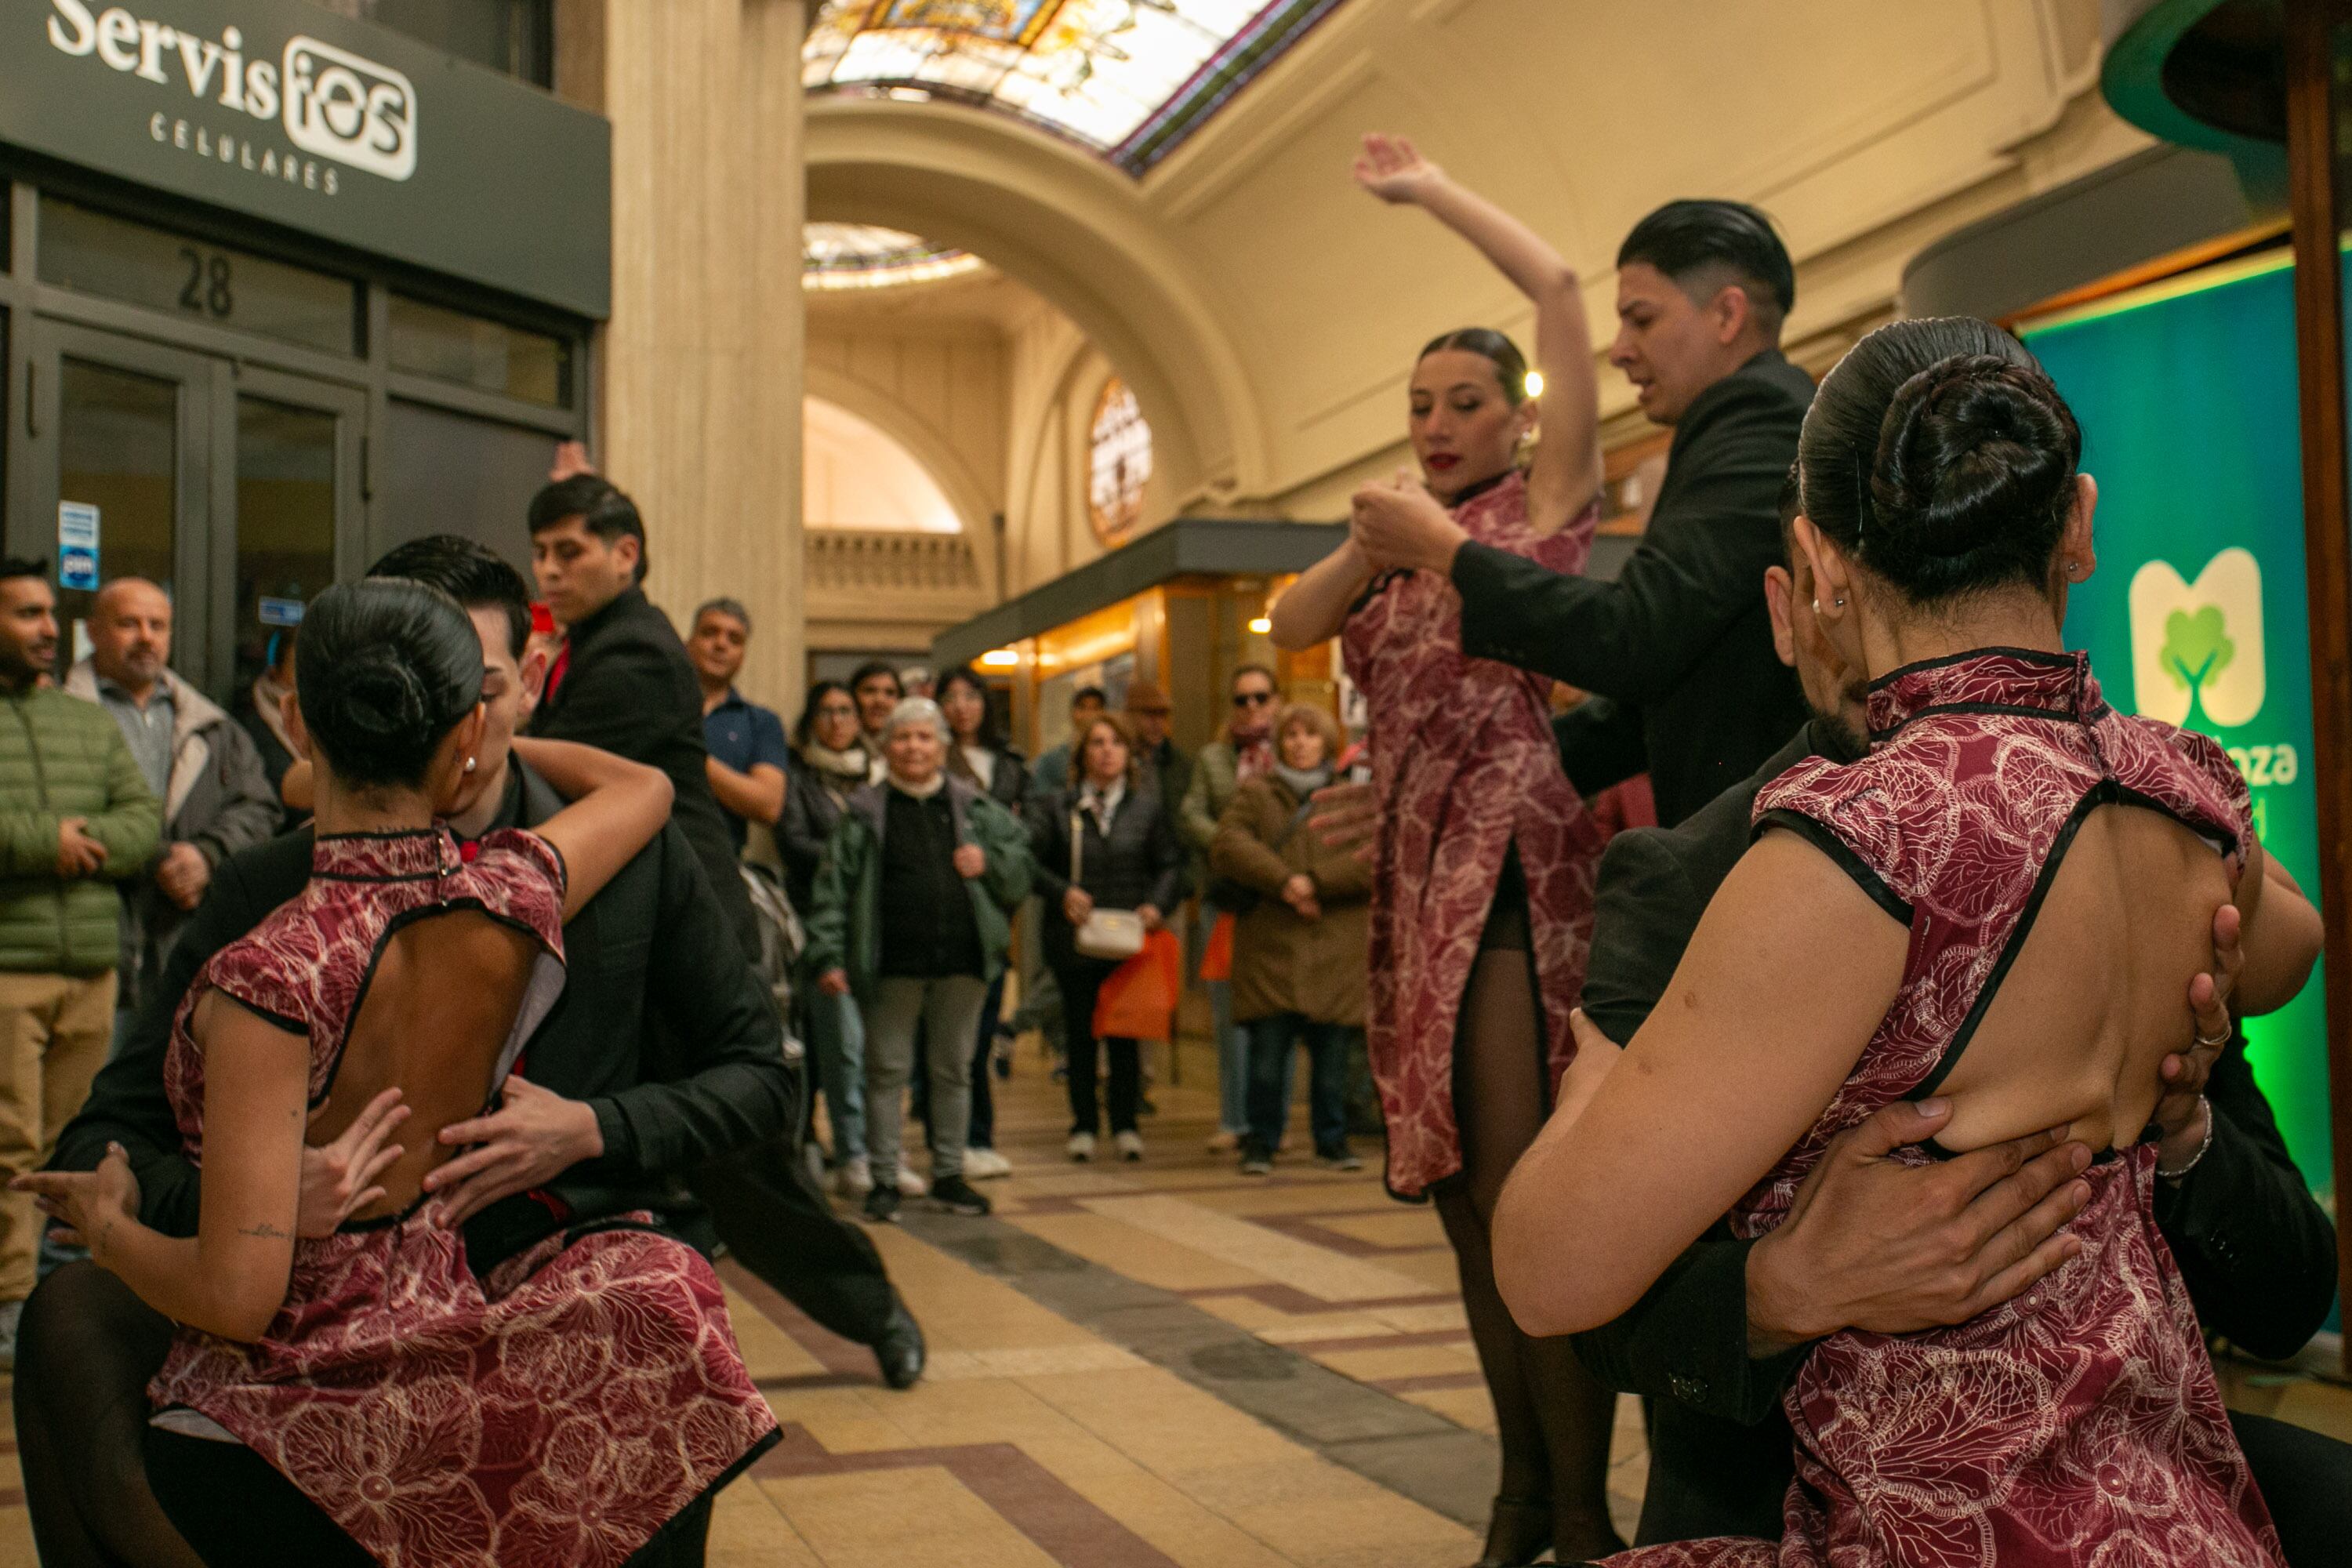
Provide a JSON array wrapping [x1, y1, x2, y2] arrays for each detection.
[[1471, 1496, 1550, 1568], [873, 1298, 926, 1390]]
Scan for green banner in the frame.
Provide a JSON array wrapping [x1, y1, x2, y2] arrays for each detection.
[[2022, 250, 2332, 1212]]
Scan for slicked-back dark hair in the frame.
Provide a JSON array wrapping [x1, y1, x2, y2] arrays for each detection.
[[1799, 318, 2079, 606], [297, 579, 484, 789], [0, 557, 49, 585], [368, 535, 532, 660], [1619, 200, 1795, 332], [528, 474, 648, 583], [1417, 327, 1531, 406]]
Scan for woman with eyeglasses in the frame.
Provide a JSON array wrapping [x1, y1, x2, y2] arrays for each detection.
[[1177, 665, 1287, 1153], [785, 681, 880, 1195], [1270, 134, 1618, 1565]]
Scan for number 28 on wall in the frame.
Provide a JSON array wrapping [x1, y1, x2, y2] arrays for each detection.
[[177, 246, 233, 320]]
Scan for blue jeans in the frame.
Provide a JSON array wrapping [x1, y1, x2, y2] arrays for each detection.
[[806, 988, 867, 1163], [1203, 906, 1254, 1134], [1244, 1014, 1349, 1156]]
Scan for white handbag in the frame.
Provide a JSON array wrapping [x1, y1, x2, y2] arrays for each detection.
[[1069, 806, 1146, 961]]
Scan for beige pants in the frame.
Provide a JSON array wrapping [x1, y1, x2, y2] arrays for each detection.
[[0, 969, 116, 1301]]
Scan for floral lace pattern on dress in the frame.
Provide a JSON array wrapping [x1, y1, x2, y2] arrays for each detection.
[[148, 828, 779, 1568], [1341, 471, 1607, 1197], [1605, 649, 2278, 1568]]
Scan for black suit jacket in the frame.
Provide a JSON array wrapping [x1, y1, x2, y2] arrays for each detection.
[[532, 585, 759, 957], [1572, 724, 2343, 1544], [1454, 350, 1813, 826], [53, 763, 797, 1269]]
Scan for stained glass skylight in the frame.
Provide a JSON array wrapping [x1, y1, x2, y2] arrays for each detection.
[[803, 0, 1348, 175], [803, 223, 987, 290]]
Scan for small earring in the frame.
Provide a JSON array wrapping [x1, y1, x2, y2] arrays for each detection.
[[1835, 596, 1846, 608], [463, 756, 477, 774], [1812, 598, 1821, 617], [2065, 561, 2082, 579]]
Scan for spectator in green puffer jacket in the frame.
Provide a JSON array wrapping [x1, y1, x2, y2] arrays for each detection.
[[0, 559, 158, 1365]]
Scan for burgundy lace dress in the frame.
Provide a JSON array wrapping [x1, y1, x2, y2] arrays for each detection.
[[1341, 470, 1608, 1197], [146, 829, 780, 1568], [1609, 650, 2281, 1568]]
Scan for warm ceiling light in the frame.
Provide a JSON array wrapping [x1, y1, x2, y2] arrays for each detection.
[[980, 648, 1020, 668], [1523, 369, 1545, 398], [1247, 616, 1272, 634]]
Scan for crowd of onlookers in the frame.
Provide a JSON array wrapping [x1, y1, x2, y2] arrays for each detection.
[[701, 633, 1377, 1225]]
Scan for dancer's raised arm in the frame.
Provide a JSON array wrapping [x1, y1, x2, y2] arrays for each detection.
[[1354, 133, 1602, 531]]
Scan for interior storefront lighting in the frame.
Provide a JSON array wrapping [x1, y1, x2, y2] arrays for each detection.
[[1247, 616, 1273, 634], [1524, 369, 1544, 397], [981, 648, 1022, 667]]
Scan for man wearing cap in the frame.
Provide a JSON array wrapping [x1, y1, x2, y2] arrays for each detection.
[[1123, 680, 1193, 840]]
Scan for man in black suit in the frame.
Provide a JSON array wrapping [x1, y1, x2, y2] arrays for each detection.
[[14, 539, 923, 1568], [1573, 475, 2350, 1563], [1349, 199, 1811, 827], [528, 474, 760, 957]]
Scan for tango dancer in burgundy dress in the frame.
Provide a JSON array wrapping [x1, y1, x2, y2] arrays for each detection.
[[1275, 135, 1617, 1565], [23, 580, 777, 1568], [1496, 322, 2316, 1567]]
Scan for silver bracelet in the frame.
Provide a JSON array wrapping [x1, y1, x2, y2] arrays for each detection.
[[2157, 1095, 2216, 1181]]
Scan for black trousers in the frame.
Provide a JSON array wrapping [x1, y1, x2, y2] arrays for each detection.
[[688, 1131, 898, 1345], [1055, 959, 1138, 1135]]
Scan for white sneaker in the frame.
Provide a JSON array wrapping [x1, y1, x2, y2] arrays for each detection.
[[835, 1156, 874, 1198], [1067, 1131, 1097, 1162], [895, 1162, 929, 1197], [1114, 1130, 1145, 1162], [964, 1146, 1014, 1180]]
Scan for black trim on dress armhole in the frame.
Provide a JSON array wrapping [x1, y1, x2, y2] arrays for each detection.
[[207, 990, 308, 1039], [1905, 778, 2234, 1103], [1754, 808, 1914, 926]]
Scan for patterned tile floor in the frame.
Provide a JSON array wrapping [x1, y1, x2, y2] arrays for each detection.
[[0, 1035, 2342, 1566]]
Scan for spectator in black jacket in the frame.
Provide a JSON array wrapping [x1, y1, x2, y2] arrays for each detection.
[[935, 666, 1025, 1178], [1348, 199, 1810, 827], [526, 474, 758, 957], [1030, 714, 1184, 1163], [1571, 475, 2349, 1563]]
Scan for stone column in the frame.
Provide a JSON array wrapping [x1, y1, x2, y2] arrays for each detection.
[[556, 0, 808, 706]]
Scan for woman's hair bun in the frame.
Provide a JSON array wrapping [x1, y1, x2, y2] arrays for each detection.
[[1869, 354, 2078, 567], [1798, 320, 2081, 604], [295, 579, 485, 791]]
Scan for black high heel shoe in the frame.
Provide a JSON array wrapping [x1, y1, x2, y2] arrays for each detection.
[[1470, 1495, 1551, 1568]]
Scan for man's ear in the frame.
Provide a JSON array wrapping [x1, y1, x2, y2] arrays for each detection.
[[1711, 282, 1753, 347], [281, 691, 312, 761], [519, 646, 549, 720], [614, 533, 644, 582], [1763, 565, 1797, 669]]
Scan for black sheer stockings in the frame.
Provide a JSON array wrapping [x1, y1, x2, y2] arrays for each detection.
[[1436, 946, 1626, 1565]]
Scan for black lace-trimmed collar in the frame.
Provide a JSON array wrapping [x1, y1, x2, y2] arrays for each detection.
[[1865, 647, 2101, 742]]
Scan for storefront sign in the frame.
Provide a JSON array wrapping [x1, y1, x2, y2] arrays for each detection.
[[4, 0, 611, 318], [2023, 251, 2332, 1209]]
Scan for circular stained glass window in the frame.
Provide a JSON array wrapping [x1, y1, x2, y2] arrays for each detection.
[[1088, 378, 1152, 546]]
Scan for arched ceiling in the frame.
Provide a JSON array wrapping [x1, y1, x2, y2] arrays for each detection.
[[802, 0, 1348, 176], [805, 96, 1267, 505]]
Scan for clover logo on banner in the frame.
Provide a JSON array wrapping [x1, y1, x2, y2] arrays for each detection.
[[2127, 547, 2264, 728]]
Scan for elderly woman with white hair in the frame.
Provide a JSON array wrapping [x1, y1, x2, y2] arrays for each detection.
[[805, 698, 1033, 1224]]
